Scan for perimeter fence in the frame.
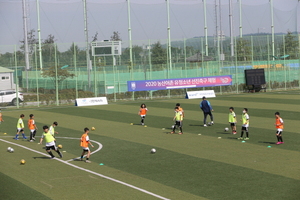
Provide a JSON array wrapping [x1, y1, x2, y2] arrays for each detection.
[[1, 34, 300, 107]]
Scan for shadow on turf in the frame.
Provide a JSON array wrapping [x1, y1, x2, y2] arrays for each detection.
[[189, 124, 203, 127], [33, 156, 52, 160], [258, 141, 277, 144], [216, 131, 231, 135]]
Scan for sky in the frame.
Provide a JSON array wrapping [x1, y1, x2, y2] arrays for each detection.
[[0, 0, 299, 52]]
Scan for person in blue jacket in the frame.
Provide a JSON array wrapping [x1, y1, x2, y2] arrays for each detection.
[[200, 96, 214, 127]]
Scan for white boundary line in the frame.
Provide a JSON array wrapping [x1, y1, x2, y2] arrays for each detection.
[[0, 138, 170, 200]]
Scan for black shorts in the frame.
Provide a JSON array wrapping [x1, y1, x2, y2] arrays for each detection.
[[46, 145, 57, 151], [230, 123, 236, 126], [241, 127, 248, 131], [175, 121, 182, 127]]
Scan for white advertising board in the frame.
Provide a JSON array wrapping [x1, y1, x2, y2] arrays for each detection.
[[75, 97, 108, 107], [186, 90, 216, 99]]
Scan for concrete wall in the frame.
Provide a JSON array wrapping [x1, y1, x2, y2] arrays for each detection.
[[0, 72, 15, 90]]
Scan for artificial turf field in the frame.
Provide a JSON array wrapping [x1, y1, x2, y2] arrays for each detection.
[[0, 90, 299, 200]]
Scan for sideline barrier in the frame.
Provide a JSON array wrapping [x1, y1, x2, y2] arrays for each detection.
[[185, 90, 216, 99], [75, 97, 108, 107]]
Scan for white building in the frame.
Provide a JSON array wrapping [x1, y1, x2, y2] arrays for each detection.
[[0, 66, 16, 90]]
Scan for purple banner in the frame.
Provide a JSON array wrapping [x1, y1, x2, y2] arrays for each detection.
[[127, 75, 232, 92]]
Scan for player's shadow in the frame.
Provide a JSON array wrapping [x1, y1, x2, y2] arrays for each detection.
[[217, 131, 231, 135], [227, 136, 239, 140], [258, 141, 277, 144], [189, 124, 203, 126], [33, 156, 52, 159]]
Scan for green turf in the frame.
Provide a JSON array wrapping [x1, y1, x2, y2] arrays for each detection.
[[0, 90, 299, 200]]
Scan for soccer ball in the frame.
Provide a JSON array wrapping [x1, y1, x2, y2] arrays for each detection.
[[9, 148, 14, 153], [20, 159, 26, 165], [171, 125, 175, 129], [207, 122, 211, 126], [57, 144, 63, 149], [7, 147, 12, 152], [224, 127, 229, 132], [150, 148, 156, 154], [91, 127, 95, 131]]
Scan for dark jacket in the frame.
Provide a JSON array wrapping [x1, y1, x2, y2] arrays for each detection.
[[200, 100, 212, 113]]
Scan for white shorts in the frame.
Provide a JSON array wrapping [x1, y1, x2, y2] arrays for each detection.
[[82, 147, 90, 151]]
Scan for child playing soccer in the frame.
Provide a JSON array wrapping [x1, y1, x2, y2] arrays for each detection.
[[49, 121, 58, 137], [80, 127, 94, 163], [171, 106, 183, 134], [138, 103, 148, 126], [229, 107, 237, 134], [28, 114, 37, 142], [274, 112, 284, 145], [38, 125, 63, 159], [238, 108, 249, 140], [176, 103, 184, 118], [14, 114, 27, 140]]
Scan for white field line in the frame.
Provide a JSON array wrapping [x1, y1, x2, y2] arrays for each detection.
[[0, 138, 170, 200]]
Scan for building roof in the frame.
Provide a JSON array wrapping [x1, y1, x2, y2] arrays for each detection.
[[0, 66, 14, 73]]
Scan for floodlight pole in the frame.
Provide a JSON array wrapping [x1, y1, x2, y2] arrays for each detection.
[[127, 0, 133, 75], [166, 0, 172, 71], [36, 0, 43, 70], [229, 0, 234, 57], [203, 0, 208, 56], [83, 0, 91, 89], [270, 0, 275, 60], [22, 0, 29, 91], [238, 0, 242, 38]]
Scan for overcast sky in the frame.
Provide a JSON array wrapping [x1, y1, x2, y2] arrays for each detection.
[[0, 0, 299, 52]]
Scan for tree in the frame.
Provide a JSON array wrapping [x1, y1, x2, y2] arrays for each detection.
[[122, 45, 143, 64], [236, 38, 251, 61], [19, 29, 38, 55], [284, 31, 298, 59], [41, 66, 75, 89], [110, 31, 121, 41], [42, 34, 57, 64], [151, 41, 167, 65]]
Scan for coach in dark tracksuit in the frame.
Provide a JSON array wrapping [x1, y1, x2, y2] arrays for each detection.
[[200, 96, 214, 127]]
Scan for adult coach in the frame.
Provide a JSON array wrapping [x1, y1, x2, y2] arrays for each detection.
[[80, 127, 94, 163], [200, 96, 214, 127]]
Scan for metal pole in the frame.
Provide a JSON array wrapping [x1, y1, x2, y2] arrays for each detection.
[[239, 0, 242, 38], [36, 0, 43, 70], [73, 43, 78, 99], [127, 0, 133, 72], [203, 0, 208, 56], [267, 35, 271, 90], [229, 0, 234, 57], [218, 0, 222, 94], [83, 0, 91, 89], [270, 0, 275, 60], [127, 0, 134, 101], [148, 39, 153, 100], [94, 55, 97, 96], [283, 34, 286, 90], [54, 44, 58, 106], [22, 0, 29, 91], [166, 0, 172, 71], [14, 45, 19, 109], [34, 44, 39, 107]]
